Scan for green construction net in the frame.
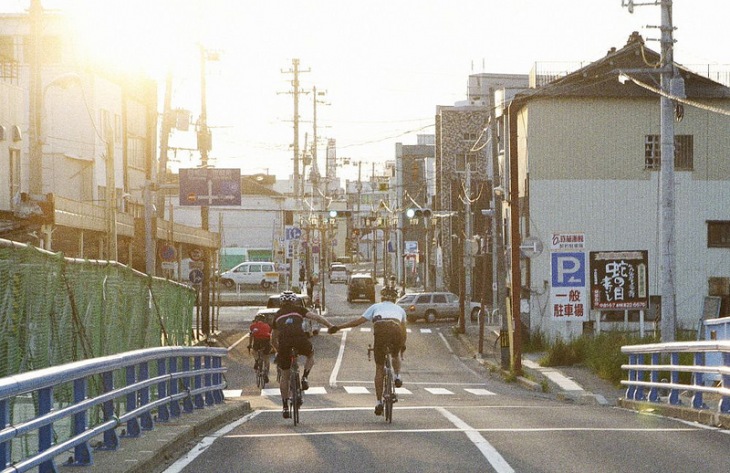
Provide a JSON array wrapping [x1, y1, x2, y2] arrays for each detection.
[[0, 239, 196, 378]]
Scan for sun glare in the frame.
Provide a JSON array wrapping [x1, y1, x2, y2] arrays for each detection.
[[66, 0, 202, 77]]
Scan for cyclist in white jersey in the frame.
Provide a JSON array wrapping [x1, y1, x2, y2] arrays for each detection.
[[329, 286, 406, 416]]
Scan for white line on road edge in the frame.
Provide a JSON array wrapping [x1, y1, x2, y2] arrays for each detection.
[[438, 332, 454, 354], [228, 332, 249, 352], [329, 330, 348, 388], [436, 406, 515, 473], [161, 410, 262, 473]]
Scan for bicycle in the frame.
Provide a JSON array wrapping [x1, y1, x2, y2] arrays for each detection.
[[368, 343, 397, 423], [253, 347, 270, 388], [288, 347, 302, 426]]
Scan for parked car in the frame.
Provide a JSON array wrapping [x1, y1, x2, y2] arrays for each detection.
[[397, 291, 480, 323], [256, 293, 319, 336], [347, 273, 375, 302], [329, 264, 348, 283], [218, 261, 279, 289]]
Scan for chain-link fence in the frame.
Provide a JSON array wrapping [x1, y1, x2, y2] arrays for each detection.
[[0, 239, 195, 378]]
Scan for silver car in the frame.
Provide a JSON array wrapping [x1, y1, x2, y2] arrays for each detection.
[[397, 291, 483, 323]]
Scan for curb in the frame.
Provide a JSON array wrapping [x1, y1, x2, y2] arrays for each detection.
[[85, 399, 252, 473], [618, 399, 730, 429]]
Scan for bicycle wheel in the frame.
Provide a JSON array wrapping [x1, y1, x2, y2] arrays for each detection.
[[384, 354, 394, 423], [290, 370, 300, 426]]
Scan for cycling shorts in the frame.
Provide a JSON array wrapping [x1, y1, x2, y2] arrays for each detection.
[[251, 338, 272, 354], [277, 336, 313, 370], [373, 321, 403, 365]]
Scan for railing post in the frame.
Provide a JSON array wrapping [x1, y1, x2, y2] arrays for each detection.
[[626, 353, 637, 400], [692, 352, 706, 409], [71, 377, 92, 465], [212, 355, 224, 403], [721, 351, 730, 413], [98, 370, 119, 450], [138, 362, 154, 430], [669, 352, 681, 405], [124, 365, 141, 437], [194, 355, 205, 409], [157, 358, 170, 422], [169, 356, 182, 417], [635, 354, 645, 401], [648, 353, 660, 402], [0, 398, 9, 468], [37, 387, 57, 473], [204, 355, 214, 406], [182, 356, 194, 413]]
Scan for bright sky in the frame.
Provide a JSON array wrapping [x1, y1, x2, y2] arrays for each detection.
[[4, 0, 729, 182]]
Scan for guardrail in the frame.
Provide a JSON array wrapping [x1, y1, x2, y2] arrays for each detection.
[[0, 346, 227, 473], [621, 341, 730, 413]]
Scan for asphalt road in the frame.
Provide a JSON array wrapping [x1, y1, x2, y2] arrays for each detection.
[[163, 282, 729, 473]]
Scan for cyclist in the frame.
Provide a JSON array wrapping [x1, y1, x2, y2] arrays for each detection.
[[271, 290, 334, 419], [328, 286, 406, 416], [247, 314, 272, 384]]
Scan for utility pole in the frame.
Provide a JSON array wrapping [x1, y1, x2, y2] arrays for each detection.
[[623, 0, 677, 342], [489, 88, 509, 369], [29, 0, 42, 197], [199, 45, 212, 339], [458, 163, 472, 334], [281, 59, 310, 202]]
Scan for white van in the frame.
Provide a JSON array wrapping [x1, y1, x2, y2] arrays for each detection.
[[218, 261, 279, 289]]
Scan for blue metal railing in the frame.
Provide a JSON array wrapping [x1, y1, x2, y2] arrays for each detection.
[[621, 341, 730, 413], [0, 346, 227, 473]]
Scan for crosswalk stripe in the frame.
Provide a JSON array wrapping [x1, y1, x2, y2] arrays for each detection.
[[223, 390, 243, 398], [252, 387, 493, 397], [419, 328, 433, 333]]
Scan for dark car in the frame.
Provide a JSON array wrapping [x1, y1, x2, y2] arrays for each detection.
[[347, 273, 375, 302], [256, 293, 318, 336]]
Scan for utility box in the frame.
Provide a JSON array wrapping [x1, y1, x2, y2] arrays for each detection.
[[702, 317, 730, 385]]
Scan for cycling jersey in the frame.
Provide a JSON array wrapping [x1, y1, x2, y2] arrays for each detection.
[[249, 320, 272, 340], [273, 305, 313, 370], [361, 301, 406, 324]]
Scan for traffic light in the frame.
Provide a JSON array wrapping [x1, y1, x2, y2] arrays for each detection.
[[405, 208, 431, 219]]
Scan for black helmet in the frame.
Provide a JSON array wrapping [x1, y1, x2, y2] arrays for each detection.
[[280, 290, 298, 304], [254, 314, 265, 321], [381, 287, 398, 302]]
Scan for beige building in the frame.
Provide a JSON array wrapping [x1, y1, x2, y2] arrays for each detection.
[[508, 33, 730, 340]]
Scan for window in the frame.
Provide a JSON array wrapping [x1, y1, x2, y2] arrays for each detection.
[[708, 221, 730, 248], [644, 134, 693, 170], [462, 132, 478, 141], [0, 35, 14, 60], [433, 294, 447, 304], [128, 136, 145, 169]]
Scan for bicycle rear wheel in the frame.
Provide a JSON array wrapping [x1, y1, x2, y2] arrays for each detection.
[[384, 354, 394, 423], [290, 370, 300, 426]]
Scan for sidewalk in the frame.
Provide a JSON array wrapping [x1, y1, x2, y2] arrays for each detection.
[[454, 321, 626, 406]]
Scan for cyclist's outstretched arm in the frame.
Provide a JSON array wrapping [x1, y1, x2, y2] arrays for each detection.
[[306, 310, 334, 328]]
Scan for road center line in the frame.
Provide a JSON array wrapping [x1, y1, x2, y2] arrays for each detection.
[[436, 406, 515, 473], [329, 330, 348, 388]]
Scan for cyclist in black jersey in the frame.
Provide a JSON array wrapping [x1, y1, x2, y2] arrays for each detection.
[[271, 290, 334, 419]]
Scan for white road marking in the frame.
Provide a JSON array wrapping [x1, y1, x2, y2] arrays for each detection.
[[223, 389, 243, 398], [161, 411, 262, 473], [464, 388, 496, 396], [438, 331, 454, 353], [425, 388, 454, 395], [261, 387, 326, 396], [437, 406, 515, 473], [360, 327, 372, 332], [344, 386, 370, 394], [329, 330, 348, 388], [420, 328, 433, 333], [227, 332, 249, 352]]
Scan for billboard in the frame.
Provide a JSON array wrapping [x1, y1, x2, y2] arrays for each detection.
[[589, 250, 649, 309], [179, 168, 241, 206], [550, 252, 587, 320]]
